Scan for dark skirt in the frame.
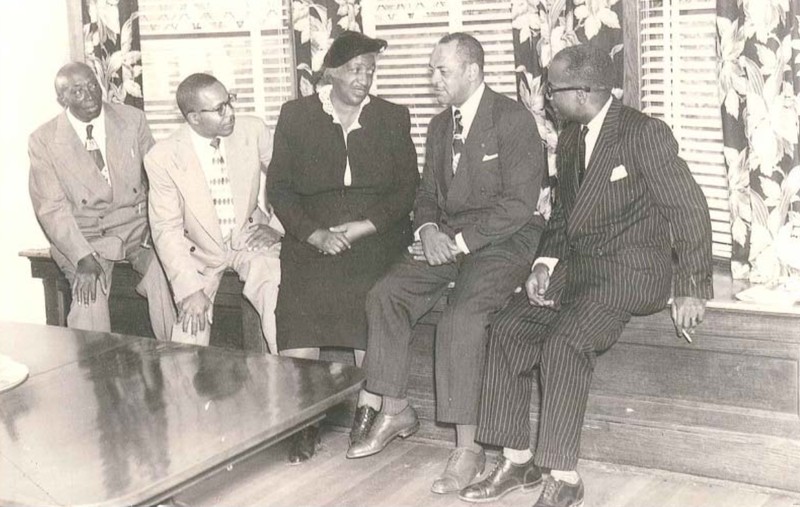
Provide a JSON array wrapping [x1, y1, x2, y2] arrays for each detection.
[[276, 223, 409, 350]]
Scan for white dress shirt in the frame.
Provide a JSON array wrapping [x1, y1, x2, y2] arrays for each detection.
[[67, 107, 109, 184]]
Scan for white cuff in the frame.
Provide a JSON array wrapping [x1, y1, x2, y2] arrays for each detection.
[[414, 222, 438, 241], [455, 233, 470, 255], [532, 257, 559, 273]]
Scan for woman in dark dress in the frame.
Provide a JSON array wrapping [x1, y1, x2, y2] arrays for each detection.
[[266, 31, 419, 463]]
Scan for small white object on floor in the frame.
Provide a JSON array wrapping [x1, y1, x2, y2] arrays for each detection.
[[0, 354, 29, 393]]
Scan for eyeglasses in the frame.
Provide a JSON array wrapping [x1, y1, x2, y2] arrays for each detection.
[[64, 81, 100, 101], [195, 93, 237, 116], [543, 83, 600, 100]]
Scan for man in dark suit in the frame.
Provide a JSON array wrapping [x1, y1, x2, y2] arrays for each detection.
[[458, 45, 713, 507], [29, 62, 175, 341], [346, 33, 546, 494]]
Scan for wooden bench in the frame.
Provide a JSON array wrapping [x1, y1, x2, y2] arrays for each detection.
[[20, 249, 268, 352], [22, 249, 800, 493]]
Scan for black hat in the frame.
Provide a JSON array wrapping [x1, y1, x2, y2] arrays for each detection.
[[322, 31, 387, 69]]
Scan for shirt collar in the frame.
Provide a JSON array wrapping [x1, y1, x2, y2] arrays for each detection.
[[189, 127, 225, 158], [66, 106, 105, 139], [451, 81, 485, 139], [318, 84, 370, 132], [585, 95, 613, 133]]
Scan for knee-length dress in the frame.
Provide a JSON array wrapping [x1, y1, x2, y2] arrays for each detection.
[[267, 90, 419, 350]]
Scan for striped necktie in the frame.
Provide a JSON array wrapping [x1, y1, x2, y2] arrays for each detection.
[[452, 108, 464, 174], [208, 137, 236, 241], [86, 124, 109, 184]]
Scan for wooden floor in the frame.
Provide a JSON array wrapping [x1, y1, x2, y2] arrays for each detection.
[[175, 429, 800, 507]]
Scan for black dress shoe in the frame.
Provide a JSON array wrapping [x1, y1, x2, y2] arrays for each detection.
[[533, 475, 584, 507], [287, 424, 320, 465], [459, 455, 542, 502], [349, 405, 378, 446], [346, 405, 419, 458]]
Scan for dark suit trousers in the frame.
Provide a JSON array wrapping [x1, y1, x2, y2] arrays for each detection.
[[476, 291, 630, 470], [364, 248, 530, 424]]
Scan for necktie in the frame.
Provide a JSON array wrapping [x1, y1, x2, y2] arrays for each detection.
[[208, 137, 236, 241], [577, 125, 588, 186], [452, 108, 464, 174], [86, 124, 109, 184]]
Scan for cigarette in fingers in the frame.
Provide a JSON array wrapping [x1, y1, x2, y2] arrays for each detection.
[[680, 328, 693, 343]]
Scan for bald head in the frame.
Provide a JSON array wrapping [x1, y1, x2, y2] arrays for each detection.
[[55, 62, 103, 122]]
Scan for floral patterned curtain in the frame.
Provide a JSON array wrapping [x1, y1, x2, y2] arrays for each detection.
[[717, 0, 800, 283], [82, 0, 144, 109], [511, 0, 624, 219], [291, 0, 363, 97]]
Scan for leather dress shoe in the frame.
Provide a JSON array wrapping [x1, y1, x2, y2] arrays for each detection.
[[533, 475, 584, 507], [287, 424, 321, 465], [349, 405, 378, 446], [346, 405, 419, 459], [458, 455, 542, 502], [430, 447, 486, 494]]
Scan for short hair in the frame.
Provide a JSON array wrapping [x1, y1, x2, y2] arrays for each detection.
[[551, 45, 616, 90], [176, 73, 221, 117], [438, 32, 484, 72]]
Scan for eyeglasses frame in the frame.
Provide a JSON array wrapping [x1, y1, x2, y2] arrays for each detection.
[[194, 93, 238, 116]]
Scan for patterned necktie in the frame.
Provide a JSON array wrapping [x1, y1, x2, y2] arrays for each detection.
[[452, 108, 464, 174], [208, 137, 236, 241], [86, 124, 109, 184], [577, 125, 589, 186]]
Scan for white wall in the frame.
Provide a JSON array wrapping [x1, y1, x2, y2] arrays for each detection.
[[0, 1, 71, 324]]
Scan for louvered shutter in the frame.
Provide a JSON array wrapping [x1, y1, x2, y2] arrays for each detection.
[[639, 0, 730, 259]]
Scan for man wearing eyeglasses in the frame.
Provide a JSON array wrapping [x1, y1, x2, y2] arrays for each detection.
[[144, 73, 282, 350], [461, 45, 713, 507], [29, 62, 175, 341]]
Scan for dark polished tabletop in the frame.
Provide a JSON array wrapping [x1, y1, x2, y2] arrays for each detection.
[[0, 322, 364, 507]]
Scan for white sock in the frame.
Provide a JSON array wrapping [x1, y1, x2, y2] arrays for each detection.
[[503, 447, 533, 465], [357, 390, 382, 411], [550, 469, 580, 484]]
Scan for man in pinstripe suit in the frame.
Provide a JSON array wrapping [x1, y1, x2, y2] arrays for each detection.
[[459, 45, 713, 507]]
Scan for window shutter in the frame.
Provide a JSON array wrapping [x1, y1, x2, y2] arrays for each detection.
[[362, 0, 517, 170], [138, 0, 295, 140], [639, 0, 731, 259]]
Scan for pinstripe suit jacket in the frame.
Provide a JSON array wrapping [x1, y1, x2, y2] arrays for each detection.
[[541, 98, 713, 315], [29, 103, 154, 270]]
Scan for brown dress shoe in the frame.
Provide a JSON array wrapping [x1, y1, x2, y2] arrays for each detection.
[[346, 405, 419, 459], [287, 424, 321, 465], [533, 475, 584, 507], [430, 447, 486, 494], [458, 455, 542, 502], [349, 405, 378, 446]]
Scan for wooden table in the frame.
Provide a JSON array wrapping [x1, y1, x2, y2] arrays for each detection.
[[0, 322, 364, 507]]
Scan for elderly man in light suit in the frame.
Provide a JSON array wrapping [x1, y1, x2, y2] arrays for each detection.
[[29, 62, 175, 340], [144, 73, 282, 351]]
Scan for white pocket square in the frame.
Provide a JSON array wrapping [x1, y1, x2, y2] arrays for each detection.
[[482, 153, 499, 162], [610, 165, 628, 182]]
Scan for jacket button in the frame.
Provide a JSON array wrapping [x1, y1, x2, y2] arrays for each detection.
[[184, 229, 189, 235], [99, 230, 105, 236], [190, 246, 196, 253], [248, 217, 253, 223], [133, 188, 138, 194], [81, 199, 87, 205]]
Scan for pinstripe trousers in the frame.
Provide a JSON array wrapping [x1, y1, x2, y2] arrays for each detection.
[[476, 290, 630, 470]]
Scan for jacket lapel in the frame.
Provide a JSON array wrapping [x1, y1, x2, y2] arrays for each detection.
[[447, 88, 495, 204], [169, 126, 224, 245], [53, 112, 112, 198], [104, 104, 135, 196], [567, 98, 622, 238], [223, 125, 258, 232]]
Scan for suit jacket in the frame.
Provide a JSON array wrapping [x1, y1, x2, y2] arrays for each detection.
[[267, 93, 419, 258], [414, 86, 545, 262], [29, 102, 154, 269], [541, 98, 713, 315], [144, 116, 272, 302]]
